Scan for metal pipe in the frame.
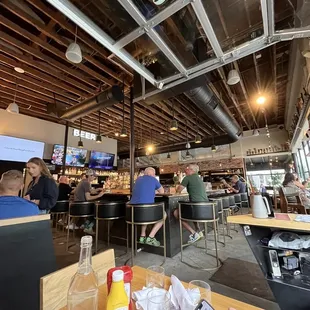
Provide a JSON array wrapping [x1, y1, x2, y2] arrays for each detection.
[[62, 121, 69, 175], [130, 87, 135, 192], [59, 85, 123, 121]]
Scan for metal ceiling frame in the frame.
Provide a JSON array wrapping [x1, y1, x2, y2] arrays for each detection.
[[48, 0, 310, 101]]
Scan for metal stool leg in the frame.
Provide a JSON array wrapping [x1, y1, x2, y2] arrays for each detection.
[[131, 223, 134, 266], [162, 213, 166, 266], [204, 223, 208, 253], [134, 225, 137, 255], [179, 215, 184, 263], [126, 223, 129, 253], [214, 221, 220, 267], [66, 215, 71, 251], [221, 211, 226, 245], [95, 218, 99, 254]]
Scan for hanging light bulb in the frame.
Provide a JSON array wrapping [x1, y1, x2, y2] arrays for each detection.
[[96, 110, 102, 143], [186, 142, 191, 149], [66, 25, 82, 63], [146, 144, 154, 153], [120, 127, 127, 137], [185, 150, 191, 158], [227, 69, 240, 85], [195, 134, 202, 144], [78, 140, 84, 148], [252, 129, 260, 136], [211, 145, 217, 152], [115, 132, 119, 137], [167, 152, 171, 159], [6, 82, 19, 114], [170, 119, 178, 131]]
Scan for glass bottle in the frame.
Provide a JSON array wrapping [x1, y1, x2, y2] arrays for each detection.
[[67, 236, 98, 310]]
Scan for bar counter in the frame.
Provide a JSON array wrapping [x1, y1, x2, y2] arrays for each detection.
[[98, 193, 189, 257], [227, 214, 310, 310]]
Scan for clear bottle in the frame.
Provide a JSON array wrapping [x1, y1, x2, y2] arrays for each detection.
[[67, 236, 98, 310]]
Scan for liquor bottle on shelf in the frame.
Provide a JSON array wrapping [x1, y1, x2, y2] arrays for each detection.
[[67, 236, 98, 310]]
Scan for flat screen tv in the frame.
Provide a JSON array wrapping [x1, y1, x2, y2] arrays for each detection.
[[51, 144, 87, 167], [89, 151, 115, 170], [0, 135, 44, 163]]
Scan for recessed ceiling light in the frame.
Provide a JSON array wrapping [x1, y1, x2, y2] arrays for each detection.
[[14, 67, 24, 74], [115, 132, 119, 137], [109, 119, 113, 122], [160, 132, 164, 135]]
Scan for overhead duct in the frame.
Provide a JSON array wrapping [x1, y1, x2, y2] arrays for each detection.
[[59, 85, 123, 121], [118, 134, 237, 159]]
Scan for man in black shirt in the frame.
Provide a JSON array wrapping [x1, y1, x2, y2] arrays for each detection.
[[58, 176, 73, 201]]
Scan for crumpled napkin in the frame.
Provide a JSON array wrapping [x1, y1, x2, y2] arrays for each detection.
[[132, 275, 199, 310]]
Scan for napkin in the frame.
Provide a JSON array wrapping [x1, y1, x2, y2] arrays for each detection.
[[171, 275, 196, 310]]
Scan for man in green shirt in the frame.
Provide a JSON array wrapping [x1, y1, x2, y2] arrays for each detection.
[[174, 164, 208, 243]]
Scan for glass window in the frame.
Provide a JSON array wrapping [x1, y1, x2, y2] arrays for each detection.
[[299, 148, 308, 179], [295, 152, 303, 178]]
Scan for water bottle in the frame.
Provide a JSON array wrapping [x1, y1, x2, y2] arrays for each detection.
[[67, 236, 98, 309]]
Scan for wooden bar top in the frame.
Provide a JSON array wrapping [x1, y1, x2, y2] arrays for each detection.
[[61, 265, 262, 309], [227, 214, 310, 232]]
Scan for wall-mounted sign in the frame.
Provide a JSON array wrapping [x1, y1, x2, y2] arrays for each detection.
[[73, 129, 96, 141]]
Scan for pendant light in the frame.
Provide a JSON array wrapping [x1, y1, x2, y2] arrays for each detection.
[[66, 25, 82, 64], [166, 124, 171, 159], [120, 79, 127, 137], [78, 118, 83, 148], [6, 82, 19, 114], [185, 120, 191, 149], [194, 114, 202, 144], [211, 133, 216, 152], [227, 69, 240, 85], [185, 150, 191, 158], [96, 111, 102, 143], [169, 102, 178, 131]]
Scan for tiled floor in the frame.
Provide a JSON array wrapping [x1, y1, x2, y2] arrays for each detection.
[[54, 217, 280, 310]]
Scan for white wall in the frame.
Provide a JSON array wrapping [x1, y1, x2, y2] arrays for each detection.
[[0, 109, 118, 165]]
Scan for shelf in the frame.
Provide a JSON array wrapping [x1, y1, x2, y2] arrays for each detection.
[[246, 151, 290, 159], [258, 244, 310, 254], [266, 274, 310, 291]]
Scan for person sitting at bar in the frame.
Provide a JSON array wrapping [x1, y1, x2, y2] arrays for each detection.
[[174, 164, 208, 244], [223, 175, 246, 193], [0, 170, 39, 219], [130, 167, 165, 247], [72, 169, 105, 233], [58, 176, 73, 201]]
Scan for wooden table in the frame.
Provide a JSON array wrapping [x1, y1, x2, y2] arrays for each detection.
[[61, 265, 262, 309]]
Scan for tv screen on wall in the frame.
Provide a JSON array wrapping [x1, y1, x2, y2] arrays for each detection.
[[51, 144, 87, 167], [88, 151, 115, 170], [0, 135, 44, 163]]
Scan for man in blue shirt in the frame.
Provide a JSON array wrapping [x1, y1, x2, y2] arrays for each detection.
[[0, 170, 39, 219], [130, 167, 165, 246]]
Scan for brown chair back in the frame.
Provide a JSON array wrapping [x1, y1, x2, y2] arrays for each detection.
[[279, 186, 306, 214], [40, 249, 115, 310]]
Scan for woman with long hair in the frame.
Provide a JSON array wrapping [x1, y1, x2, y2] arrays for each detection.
[[24, 157, 58, 213]]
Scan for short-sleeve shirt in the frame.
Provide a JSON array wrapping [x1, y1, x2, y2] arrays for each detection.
[[58, 183, 72, 201], [233, 180, 246, 193], [181, 174, 208, 202], [74, 179, 91, 202], [130, 175, 161, 204]]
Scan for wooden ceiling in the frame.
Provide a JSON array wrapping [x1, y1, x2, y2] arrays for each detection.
[[0, 0, 296, 152]]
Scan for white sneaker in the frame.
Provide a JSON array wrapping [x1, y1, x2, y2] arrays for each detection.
[[83, 227, 95, 235], [66, 224, 79, 230], [188, 232, 201, 244]]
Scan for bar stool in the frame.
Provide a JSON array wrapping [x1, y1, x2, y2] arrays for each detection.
[[178, 201, 222, 271], [234, 194, 242, 214], [126, 202, 166, 266], [228, 196, 238, 232], [221, 196, 232, 238], [95, 201, 128, 254], [209, 198, 225, 245], [241, 192, 249, 213], [66, 202, 95, 251], [50, 200, 69, 231]]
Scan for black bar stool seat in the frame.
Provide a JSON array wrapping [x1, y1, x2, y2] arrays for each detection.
[[95, 201, 128, 254], [241, 192, 249, 212], [126, 202, 166, 266], [50, 200, 69, 231], [234, 194, 242, 214]]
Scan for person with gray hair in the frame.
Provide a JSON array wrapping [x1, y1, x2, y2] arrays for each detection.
[[0, 170, 39, 219], [175, 164, 208, 244], [130, 167, 165, 246]]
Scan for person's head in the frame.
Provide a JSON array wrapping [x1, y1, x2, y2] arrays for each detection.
[[231, 175, 239, 184], [283, 172, 295, 186], [144, 167, 156, 177], [81, 173, 86, 180], [85, 169, 97, 182], [26, 157, 53, 179], [0, 170, 24, 196], [185, 164, 199, 176], [59, 176, 69, 184]]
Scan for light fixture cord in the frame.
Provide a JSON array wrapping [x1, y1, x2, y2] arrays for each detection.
[[98, 110, 101, 134], [122, 77, 125, 127], [79, 118, 82, 142], [13, 82, 18, 104], [75, 25, 78, 43]]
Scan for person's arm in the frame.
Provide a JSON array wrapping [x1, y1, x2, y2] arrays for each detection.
[[294, 180, 306, 190], [176, 185, 185, 193], [154, 179, 164, 194], [38, 178, 59, 210], [156, 186, 164, 194], [177, 176, 188, 194], [85, 191, 104, 201]]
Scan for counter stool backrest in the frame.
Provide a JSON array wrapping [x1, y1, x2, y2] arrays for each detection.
[[234, 194, 241, 203], [179, 202, 219, 221], [96, 201, 126, 219], [221, 197, 230, 209], [69, 201, 95, 216], [240, 193, 248, 202], [126, 202, 165, 224], [51, 200, 69, 213], [228, 196, 235, 207]]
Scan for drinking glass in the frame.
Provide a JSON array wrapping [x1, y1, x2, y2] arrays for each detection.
[[188, 280, 212, 306], [147, 288, 171, 310], [146, 265, 165, 288]]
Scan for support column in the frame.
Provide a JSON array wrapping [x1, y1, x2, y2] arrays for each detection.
[[130, 87, 135, 192], [62, 121, 69, 175]]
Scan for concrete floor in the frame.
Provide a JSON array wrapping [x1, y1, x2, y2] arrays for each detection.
[[54, 214, 280, 310]]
